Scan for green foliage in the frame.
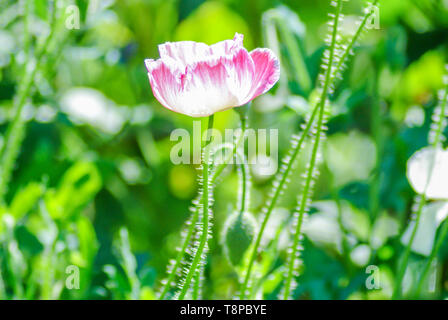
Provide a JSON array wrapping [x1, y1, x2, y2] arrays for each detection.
[[45, 162, 102, 220], [0, 0, 447, 301]]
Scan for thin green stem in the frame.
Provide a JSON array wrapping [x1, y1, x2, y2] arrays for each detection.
[[238, 157, 248, 215], [160, 111, 246, 299], [237, 112, 249, 216], [178, 114, 214, 300], [239, 104, 320, 299], [0, 0, 59, 203], [158, 204, 199, 299], [432, 85, 448, 148], [413, 82, 448, 297], [334, 0, 379, 78], [192, 268, 202, 300], [283, 0, 343, 300], [239, 0, 376, 299], [283, 103, 326, 299], [393, 78, 448, 299], [211, 117, 246, 182]]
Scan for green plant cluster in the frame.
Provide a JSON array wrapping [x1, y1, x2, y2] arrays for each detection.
[[0, 0, 447, 300]]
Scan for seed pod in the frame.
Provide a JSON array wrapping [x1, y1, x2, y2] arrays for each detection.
[[222, 211, 257, 266]]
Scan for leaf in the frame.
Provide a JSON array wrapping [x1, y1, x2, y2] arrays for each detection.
[[45, 162, 102, 220], [76, 215, 98, 267], [114, 228, 140, 300], [9, 182, 44, 220]]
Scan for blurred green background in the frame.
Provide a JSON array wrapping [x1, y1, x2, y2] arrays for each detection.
[[0, 0, 447, 300]]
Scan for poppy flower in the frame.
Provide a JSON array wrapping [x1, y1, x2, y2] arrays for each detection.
[[144, 33, 280, 117]]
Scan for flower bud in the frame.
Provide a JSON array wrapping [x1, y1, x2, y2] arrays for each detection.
[[222, 211, 257, 266]]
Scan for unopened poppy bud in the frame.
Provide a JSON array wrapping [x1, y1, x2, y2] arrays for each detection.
[[222, 211, 257, 266]]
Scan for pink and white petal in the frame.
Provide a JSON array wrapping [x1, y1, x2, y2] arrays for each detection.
[[145, 58, 183, 113], [158, 41, 210, 67], [176, 57, 239, 117], [209, 33, 244, 57], [245, 48, 280, 102], [224, 47, 256, 104], [158, 33, 244, 69]]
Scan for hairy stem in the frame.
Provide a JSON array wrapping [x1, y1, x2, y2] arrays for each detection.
[[283, 0, 343, 299], [238, 156, 248, 215], [393, 77, 448, 299], [178, 114, 214, 300], [408, 80, 448, 298], [158, 204, 200, 299], [239, 104, 320, 299], [239, 0, 377, 299], [334, 0, 379, 78], [159, 110, 247, 299]]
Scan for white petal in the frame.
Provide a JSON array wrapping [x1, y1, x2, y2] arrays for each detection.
[[407, 147, 448, 199], [401, 201, 448, 256]]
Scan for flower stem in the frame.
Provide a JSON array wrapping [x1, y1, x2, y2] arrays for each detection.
[[393, 76, 448, 299], [237, 112, 249, 216], [239, 0, 377, 299], [238, 156, 248, 215], [239, 103, 320, 299], [158, 204, 199, 299], [212, 113, 246, 182], [283, 0, 343, 299], [334, 0, 379, 78], [160, 110, 247, 299], [178, 114, 214, 300], [283, 98, 327, 300]]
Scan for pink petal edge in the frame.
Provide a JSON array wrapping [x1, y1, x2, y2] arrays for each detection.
[[157, 33, 244, 68], [246, 48, 280, 103]]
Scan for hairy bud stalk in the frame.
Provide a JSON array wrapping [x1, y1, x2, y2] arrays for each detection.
[[174, 115, 215, 300], [239, 0, 378, 300], [394, 65, 448, 299], [282, 0, 343, 299]]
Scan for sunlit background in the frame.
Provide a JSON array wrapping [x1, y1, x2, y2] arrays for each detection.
[[0, 0, 447, 299]]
